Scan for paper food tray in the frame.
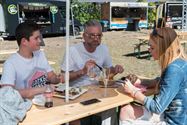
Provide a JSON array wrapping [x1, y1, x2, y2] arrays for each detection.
[[54, 83, 88, 100]]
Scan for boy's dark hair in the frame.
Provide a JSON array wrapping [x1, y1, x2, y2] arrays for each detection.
[[15, 21, 41, 46]]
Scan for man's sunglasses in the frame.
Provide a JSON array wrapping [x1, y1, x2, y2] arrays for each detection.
[[152, 29, 164, 38]]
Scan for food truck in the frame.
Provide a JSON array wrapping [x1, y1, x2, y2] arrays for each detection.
[[0, 0, 82, 37], [156, 1, 183, 29], [101, 2, 148, 30]]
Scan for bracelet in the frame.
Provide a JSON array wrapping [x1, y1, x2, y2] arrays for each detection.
[[132, 89, 141, 98]]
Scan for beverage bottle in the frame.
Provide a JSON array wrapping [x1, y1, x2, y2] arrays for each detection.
[[44, 81, 53, 108]]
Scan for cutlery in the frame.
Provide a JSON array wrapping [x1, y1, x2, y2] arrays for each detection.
[[100, 86, 118, 88], [95, 63, 103, 72]]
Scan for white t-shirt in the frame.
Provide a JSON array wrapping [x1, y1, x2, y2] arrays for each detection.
[[61, 42, 112, 87], [1, 50, 53, 89]]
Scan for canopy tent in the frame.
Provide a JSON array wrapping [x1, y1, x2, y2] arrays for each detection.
[[65, 0, 70, 102]]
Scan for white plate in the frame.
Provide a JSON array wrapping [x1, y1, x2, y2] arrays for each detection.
[[32, 94, 45, 106], [55, 83, 66, 91], [54, 84, 88, 100]]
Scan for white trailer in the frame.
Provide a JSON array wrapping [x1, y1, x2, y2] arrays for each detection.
[[101, 2, 148, 30]]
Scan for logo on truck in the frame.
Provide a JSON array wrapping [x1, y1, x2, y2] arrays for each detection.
[[50, 6, 58, 14], [8, 4, 17, 14]]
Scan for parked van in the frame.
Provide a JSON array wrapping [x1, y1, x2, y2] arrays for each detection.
[[156, 1, 183, 29]]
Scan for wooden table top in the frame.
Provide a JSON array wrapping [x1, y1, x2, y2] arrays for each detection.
[[20, 84, 134, 125]]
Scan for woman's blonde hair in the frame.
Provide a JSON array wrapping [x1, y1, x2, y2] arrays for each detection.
[[150, 27, 186, 72]]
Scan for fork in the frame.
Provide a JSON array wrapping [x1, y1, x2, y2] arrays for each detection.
[[95, 63, 103, 72]]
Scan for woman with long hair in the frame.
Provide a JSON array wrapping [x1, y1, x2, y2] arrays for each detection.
[[120, 27, 187, 125]]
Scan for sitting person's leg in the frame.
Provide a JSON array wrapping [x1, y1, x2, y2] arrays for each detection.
[[120, 104, 154, 125], [120, 104, 144, 121]]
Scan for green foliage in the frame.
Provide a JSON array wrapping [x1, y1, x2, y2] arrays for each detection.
[[148, 2, 156, 24], [138, 0, 156, 23], [71, 0, 156, 25], [137, 0, 146, 2], [71, 0, 101, 24]]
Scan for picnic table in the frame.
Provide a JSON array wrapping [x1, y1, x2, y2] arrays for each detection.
[[20, 84, 134, 125], [134, 36, 150, 58], [0, 49, 18, 55]]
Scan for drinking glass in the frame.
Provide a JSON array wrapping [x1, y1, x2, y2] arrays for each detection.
[[103, 68, 110, 97], [87, 66, 100, 81]]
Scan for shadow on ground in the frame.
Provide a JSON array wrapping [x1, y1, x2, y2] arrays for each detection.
[[123, 50, 151, 60]]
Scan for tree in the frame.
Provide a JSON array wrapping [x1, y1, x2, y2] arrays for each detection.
[[71, 0, 101, 24], [148, 2, 156, 24], [138, 0, 156, 24]]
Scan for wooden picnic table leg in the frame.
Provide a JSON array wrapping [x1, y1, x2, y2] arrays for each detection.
[[137, 44, 141, 58], [183, 43, 186, 52], [134, 44, 141, 58], [137, 40, 143, 58]]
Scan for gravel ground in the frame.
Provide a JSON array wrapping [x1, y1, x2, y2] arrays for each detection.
[[1, 30, 162, 79]]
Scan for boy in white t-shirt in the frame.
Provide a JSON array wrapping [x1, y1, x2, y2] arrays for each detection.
[[0, 22, 64, 98]]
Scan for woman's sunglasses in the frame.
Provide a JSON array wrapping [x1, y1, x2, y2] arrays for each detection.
[[152, 29, 164, 38]]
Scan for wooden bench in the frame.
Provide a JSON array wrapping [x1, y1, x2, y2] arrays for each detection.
[[0, 60, 55, 65], [0, 49, 18, 55], [0, 49, 45, 55], [0, 67, 2, 73], [180, 39, 187, 43], [0, 37, 4, 42]]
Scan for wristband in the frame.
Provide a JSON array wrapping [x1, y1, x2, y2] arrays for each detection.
[[132, 89, 141, 98]]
